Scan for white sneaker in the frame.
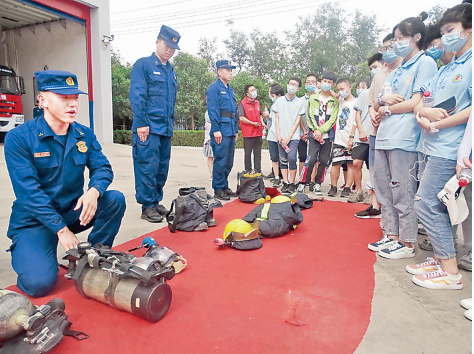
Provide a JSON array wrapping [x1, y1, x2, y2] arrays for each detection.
[[378, 241, 415, 259], [313, 183, 321, 193], [412, 266, 463, 290], [464, 309, 472, 321], [460, 298, 472, 310], [368, 235, 396, 252], [406, 257, 441, 275]]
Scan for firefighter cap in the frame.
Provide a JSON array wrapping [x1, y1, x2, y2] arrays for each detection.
[[35, 70, 86, 95]]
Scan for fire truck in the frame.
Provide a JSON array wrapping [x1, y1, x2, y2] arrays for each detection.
[[0, 65, 25, 139]]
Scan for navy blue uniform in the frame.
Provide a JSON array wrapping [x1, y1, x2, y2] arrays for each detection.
[[206, 79, 238, 192], [4, 116, 126, 297], [130, 52, 177, 210]]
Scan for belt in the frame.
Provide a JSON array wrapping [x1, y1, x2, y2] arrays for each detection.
[[220, 110, 236, 119]]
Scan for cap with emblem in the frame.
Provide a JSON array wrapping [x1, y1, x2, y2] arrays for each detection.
[[216, 60, 236, 70], [35, 70, 87, 95], [158, 25, 181, 50]]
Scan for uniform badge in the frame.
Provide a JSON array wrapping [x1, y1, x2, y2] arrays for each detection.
[[407, 77, 413, 85], [172, 37, 178, 42], [34, 152, 50, 158], [66, 77, 75, 86], [76, 141, 88, 153], [153, 71, 161, 75], [453, 74, 462, 83]]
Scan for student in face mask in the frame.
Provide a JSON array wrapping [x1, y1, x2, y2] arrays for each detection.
[[304, 71, 339, 196], [265, 84, 285, 187], [274, 77, 306, 193], [358, 35, 403, 221], [298, 74, 318, 175], [423, 23, 455, 65], [238, 85, 266, 173], [410, 3, 472, 290], [368, 53, 385, 79], [371, 12, 438, 260]]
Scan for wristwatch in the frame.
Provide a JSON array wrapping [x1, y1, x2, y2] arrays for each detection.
[[349, 135, 354, 138], [384, 105, 391, 117], [430, 121, 439, 133]]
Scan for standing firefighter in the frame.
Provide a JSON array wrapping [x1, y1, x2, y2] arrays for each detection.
[[130, 25, 180, 222], [206, 60, 239, 201]]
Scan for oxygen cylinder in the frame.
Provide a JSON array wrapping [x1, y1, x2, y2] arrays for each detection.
[[74, 268, 172, 322], [0, 289, 36, 340]]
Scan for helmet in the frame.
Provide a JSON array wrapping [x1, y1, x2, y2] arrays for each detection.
[[223, 219, 258, 241], [271, 195, 291, 204]]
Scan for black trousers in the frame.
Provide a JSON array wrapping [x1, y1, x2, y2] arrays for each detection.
[[305, 137, 332, 184], [243, 136, 262, 172]]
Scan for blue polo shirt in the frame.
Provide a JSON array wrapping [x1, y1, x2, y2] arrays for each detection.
[[206, 79, 238, 137], [376, 52, 438, 152], [421, 48, 472, 160], [130, 52, 177, 136], [4, 116, 113, 237]]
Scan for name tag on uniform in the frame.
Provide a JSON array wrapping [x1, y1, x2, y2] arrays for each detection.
[[34, 152, 50, 158], [153, 71, 161, 75], [221, 91, 227, 94]]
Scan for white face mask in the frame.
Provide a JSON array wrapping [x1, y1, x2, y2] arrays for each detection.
[[287, 85, 298, 95], [250, 90, 258, 99]]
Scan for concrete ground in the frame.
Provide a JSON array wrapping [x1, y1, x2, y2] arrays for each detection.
[[0, 143, 472, 353]]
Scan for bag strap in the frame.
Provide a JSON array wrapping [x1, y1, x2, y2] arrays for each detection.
[[167, 199, 186, 233]]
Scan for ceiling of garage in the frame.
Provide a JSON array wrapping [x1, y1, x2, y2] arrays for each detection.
[[0, 0, 63, 31]]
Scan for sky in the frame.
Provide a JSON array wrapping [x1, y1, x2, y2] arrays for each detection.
[[109, 0, 461, 65]]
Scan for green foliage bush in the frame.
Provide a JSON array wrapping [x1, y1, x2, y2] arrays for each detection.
[[113, 130, 269, 149]]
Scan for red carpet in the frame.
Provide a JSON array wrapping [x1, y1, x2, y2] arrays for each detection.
[[7, 199, 381, 354]]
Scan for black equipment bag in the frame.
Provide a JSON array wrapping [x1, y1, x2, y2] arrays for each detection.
[[236, 172, 267, 203], [166, 187, 222, 232]]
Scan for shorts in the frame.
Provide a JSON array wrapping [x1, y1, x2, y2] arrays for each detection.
[[298, 139, 308, 162], [203, 140, 214, 158], [268, 141, 279, 162], [352, 142, 369, 168], [332, 144, 353, 165]]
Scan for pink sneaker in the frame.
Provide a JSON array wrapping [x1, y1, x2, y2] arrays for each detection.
[[406, 257, 441, 275], [412, 266, 463, 290]]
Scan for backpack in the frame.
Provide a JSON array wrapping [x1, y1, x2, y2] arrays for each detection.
[[166, 187, 222, 232], [236, 171, 267, 203]]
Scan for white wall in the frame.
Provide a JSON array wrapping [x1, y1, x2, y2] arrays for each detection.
[[1, 20, 89, 126]]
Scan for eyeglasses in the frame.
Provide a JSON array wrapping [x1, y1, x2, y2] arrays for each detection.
[[382, 45, 394, 52], [391, 35, 412, 44]]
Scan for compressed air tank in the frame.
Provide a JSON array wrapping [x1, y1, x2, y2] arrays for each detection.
[[0, 289, 36, 340]]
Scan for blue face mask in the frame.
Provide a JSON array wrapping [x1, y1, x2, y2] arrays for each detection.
[[269, 94, 276, 103], [441, 30, 468, 53], [287, 85, 298, 95], [251, 90, 258, 99], [394, 39, 414, 58], [426, 46, 444, 60], [305, 84, 316, 92], [356, 88, 366, 97], [338, 90, 349, 99], [382, 50, 399, 64], [370, 67, 381, 78], [321, 83, 331, 92]]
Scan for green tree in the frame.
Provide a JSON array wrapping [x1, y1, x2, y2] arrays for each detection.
[[427, 5, 446, 25], [247, 29, 288, 83], [224, 29, 250, 73], [197, 37, 218, 72], [172, 52, 215, 130], [111, 50, 133, 130]]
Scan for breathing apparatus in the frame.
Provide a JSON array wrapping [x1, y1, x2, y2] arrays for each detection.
[[62, 238, 182, 322]]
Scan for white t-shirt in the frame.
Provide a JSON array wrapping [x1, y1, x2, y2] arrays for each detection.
[[316, 95, 330, 139], [334, 98, 356, 147], [272, 95, 305, 141]]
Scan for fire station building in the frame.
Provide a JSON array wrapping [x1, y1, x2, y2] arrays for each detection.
[[0, 0, 113, 142]]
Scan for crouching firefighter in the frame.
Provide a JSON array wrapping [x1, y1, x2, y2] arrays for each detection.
[[3, 70, 126, 298]]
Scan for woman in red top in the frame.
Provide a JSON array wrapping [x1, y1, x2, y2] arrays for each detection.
[[238, 85, 266, 173]]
